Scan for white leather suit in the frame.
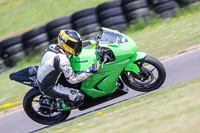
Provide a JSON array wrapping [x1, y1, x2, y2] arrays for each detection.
[[37, 44, 88, 104]]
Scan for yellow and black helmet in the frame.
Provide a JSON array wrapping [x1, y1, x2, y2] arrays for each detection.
[[58, 29, 82, 56]]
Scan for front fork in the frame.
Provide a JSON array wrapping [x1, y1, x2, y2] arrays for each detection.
[[124, 52, 147, 74]]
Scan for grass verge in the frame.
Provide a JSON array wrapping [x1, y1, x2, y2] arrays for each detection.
[[125, 5, 200, 59], [39, 77, 200, 133], [0, 0, 109, 40]]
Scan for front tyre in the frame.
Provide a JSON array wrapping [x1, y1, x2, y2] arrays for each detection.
[[23, 88, 71, 125], [121, 55, 166, 92]]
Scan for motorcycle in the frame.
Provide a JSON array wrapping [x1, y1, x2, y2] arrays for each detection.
[[10, 27, 166, 125]]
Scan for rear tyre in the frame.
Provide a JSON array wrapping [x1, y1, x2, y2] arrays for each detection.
[[121, 55, 166, 92], [23, 88, 70, 125]]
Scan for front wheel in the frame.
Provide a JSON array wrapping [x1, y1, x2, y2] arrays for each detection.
[[23, 88, 71, 125], [121, 55, 166, 92]]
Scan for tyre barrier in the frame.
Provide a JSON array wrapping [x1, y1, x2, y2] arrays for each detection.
[[97, 0, 128, 31], [148, 0, 177, 18], [72, 8, 101, 39], [0, 0, 195, 72], [0, 57, 6, 73], [175, 0, 196, 7], [0, 35, 25, 67], [46, 16, 72, 44], [22, 25, 49, 54], [122, 0, 151, 24]]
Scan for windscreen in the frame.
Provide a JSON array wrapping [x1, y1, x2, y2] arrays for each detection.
[[99, 29, 127, 44]]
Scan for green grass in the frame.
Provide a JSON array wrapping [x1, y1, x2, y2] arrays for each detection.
[[39, 77, 200, 133], [0, 0, 109, 40], [125, 5, 200, 58], [0, 3, 200, 111]]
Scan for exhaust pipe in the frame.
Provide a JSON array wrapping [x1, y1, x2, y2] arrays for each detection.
[[39, 104, 58, 112]]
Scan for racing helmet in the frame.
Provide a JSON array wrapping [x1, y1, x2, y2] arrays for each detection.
[[58, 29, 82, 56]]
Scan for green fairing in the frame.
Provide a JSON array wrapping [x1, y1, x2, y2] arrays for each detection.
[[69, 48, 97, 71], [125, 52, 147, 74], [69, 28, 146, 98], [81, 59, 130, 98]]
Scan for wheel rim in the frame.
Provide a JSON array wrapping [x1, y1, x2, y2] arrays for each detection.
[[30, 94, 64, 120], [123, 60, 160, 89]]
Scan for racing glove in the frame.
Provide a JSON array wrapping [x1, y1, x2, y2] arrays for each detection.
[[84, 63, 101, 76], [89, 37, 97, 46]]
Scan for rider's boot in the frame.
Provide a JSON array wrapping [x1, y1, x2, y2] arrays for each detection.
[[55, 100, 73, 110], [63, 92, 85, 109], [61, 100, 74, 109], [56, 91, 84, 110]]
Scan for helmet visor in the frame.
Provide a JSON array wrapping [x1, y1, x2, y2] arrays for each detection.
[[66, 39, 82, 56], [59, 35, 82, 56], [73, 41, 82, 56]]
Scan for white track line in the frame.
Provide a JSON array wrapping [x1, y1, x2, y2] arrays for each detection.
[[162, 48, 200, 63]]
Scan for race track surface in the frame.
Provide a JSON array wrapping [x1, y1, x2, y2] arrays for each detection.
[[0, 48, 200, 133]]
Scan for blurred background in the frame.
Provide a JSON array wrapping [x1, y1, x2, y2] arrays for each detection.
[[0, 0, 200, 132]]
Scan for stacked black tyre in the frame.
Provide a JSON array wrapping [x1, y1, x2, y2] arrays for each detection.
[[122, 0, 151, 25], [97, 0, 128, 32], [72, 8, 101, 40], [148, 0, 177, 18], [22, 25, 49, 54], [46, 16, 72, 44], [0, 35, 25, 67], [0, 57, 6, 73], [175, 0, 196, 7]]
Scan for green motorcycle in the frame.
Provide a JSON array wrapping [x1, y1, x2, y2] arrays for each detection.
[[10, 27, 166, 125]]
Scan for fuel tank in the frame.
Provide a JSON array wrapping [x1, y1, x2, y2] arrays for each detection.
[[69, 48, 97, 71]]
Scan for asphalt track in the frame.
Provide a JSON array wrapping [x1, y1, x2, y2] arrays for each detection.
[[0, 48, 200, 133]]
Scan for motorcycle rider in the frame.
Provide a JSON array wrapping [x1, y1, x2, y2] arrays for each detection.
[[37, 29, 100, 109]]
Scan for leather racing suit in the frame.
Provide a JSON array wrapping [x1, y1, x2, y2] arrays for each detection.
[[37, 44, 88, 106]]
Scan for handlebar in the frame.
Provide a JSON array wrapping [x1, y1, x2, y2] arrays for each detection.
[[101, 57, 107, 68]]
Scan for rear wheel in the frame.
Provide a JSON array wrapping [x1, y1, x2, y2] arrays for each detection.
[[121, 55, 166, 92], [23, 88, 71, 125]]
